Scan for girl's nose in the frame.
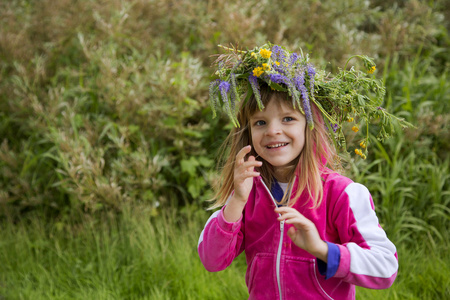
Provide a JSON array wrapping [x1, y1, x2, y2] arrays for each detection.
[[265, 121, 282, 136]]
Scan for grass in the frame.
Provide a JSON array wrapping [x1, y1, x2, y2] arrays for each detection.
[[0, 205, 448, 299], [0, 206, 247, 300]]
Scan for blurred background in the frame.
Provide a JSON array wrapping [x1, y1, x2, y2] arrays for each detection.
[[0, 0, 449, 298]]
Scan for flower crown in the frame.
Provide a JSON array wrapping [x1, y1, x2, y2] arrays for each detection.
[[209, 43, 412, 158]]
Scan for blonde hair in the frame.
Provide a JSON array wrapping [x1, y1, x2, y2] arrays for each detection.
[[210, 85, 340, 209]]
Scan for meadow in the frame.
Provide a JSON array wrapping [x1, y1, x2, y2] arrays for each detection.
[[0, 0, 449, 299]]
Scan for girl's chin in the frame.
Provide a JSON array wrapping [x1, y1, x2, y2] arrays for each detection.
[[270, 163, 297, 176], [269, 161, 298, 175]]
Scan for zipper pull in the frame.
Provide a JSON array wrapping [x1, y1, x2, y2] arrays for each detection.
[[280, 220, 284, 232]]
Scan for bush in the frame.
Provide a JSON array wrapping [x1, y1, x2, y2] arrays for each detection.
[[0, 0, 448, 220]]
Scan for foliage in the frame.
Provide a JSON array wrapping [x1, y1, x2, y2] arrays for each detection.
[[0, 0, 448, 217], [0, 0, 449, 298], [0, 0, 447, 216]]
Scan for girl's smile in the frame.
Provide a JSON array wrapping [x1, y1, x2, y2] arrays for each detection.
[[250, 97, 306, 180]]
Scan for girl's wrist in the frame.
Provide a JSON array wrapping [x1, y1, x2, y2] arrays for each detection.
[[230, 194, 247, 204], [312, 241, 329, 262], [223, 196, 246, 223]]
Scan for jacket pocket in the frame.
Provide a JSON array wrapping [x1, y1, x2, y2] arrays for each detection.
[[246, 253, 277, 299], [283, 256, 333, 299]]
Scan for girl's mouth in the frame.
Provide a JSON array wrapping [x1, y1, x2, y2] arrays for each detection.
[[266, 143, 288, 149]]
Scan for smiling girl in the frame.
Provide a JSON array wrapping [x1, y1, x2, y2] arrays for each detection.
[[198, 44, 405, 299]]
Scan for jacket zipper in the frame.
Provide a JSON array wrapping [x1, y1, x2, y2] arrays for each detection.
[[260, 178, 293, 300], [276, 220, 284, 300]]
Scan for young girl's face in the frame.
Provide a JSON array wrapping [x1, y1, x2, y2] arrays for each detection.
[[250, 96, 306, 181]]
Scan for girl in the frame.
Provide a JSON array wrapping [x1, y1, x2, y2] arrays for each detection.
[[198, 44, 402, 299]]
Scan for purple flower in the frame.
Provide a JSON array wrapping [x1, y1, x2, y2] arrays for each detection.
[[269, 73, 290, 85], [293, 73, 314, 129], [271, 45, 288, 75], [332, 123, 339, 132], [288, 53, 299, 68], [307, 64, 316, 95], [219, 80, 233, 117], [307, 65, 316, 77], [248, 75, 263, 110], [209, 79, 220, 98], [219, 81, 230, 102], [325, 123, 339, 133], [273, 64, 287, 75], [268, 74, 299, 110], [271, 45, 285, 61]]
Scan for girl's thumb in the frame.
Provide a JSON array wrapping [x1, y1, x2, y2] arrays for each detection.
[[287, 227, 297, 240]]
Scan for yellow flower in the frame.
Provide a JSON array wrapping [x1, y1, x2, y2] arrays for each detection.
[[275, 61, 280, 66], [352, 126, 359, 132], [259, 48, 272, 59], [368, 66, 376, 74], [253, 67, 264, 77], [251, 52, 257, 59], [262, 63, 271, 71], [360, 141, 366, 148], [347, 117, 354, 122], [355, 149, 366, 159]]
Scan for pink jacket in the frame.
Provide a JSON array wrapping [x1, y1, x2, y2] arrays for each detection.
[[198, 172, 398, 299]]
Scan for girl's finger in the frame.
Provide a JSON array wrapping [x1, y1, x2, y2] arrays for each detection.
[[236, 170, 261, 181], [277, 212, 301, 221], [239, 160, 262, 171], [275, 207, 300, 215], [236, 145, 252, 165]]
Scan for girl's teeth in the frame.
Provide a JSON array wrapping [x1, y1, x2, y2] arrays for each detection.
[[267, 143, 287, 148]]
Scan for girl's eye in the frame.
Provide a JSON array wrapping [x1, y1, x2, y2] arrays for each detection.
[[283, 116, 294, 122], [254, 120, 266, 126]]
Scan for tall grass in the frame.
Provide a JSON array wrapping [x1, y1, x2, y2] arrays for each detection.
[[0, 206, 248, 299], [0, 206, 448, 299]]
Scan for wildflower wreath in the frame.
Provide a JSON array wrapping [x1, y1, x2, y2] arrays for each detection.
[[209, 43, 413, 158]]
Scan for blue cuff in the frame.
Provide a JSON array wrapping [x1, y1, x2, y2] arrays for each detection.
[[317, 242, 340, 279]]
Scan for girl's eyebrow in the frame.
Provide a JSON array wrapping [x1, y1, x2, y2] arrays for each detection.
[[250, 113, 264, 119], [281, 108, 301, 115]]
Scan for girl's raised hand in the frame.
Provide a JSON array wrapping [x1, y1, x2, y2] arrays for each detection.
[[233, 145, 262, 203], [275, 207, 328, 262]]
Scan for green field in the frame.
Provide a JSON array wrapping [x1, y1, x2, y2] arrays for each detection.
[[0, 0, 449, 299]]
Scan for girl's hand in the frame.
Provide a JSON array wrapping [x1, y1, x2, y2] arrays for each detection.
[[233, 145, 262, 203], [223, 145, 262, 223], [275, 207, 328, 262]]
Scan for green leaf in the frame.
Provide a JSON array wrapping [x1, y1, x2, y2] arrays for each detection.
[[357, 94, 366, 106], [182, 129, 202, 138], [197, 156, 213, 167], [180, 157, 199, 176], [187, 176, 206, 199], [163, 117, 177, 127]]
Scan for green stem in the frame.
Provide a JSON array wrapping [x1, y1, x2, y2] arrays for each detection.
[[311, 98, 337, 124], [366, 120, 369, 154], [218, 44, 247, 54], [344, 55, 362, 71]]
